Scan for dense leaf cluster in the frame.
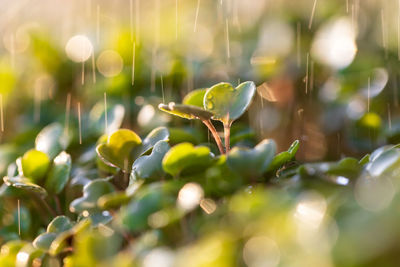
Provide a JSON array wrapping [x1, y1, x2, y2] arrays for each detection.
[[1, 82, 400, 266]]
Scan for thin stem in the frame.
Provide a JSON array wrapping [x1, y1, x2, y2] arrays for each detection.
[[202, 120, 224, 154], [54, 195, 62, 215], [224, 122, 231, 153], [37, 195, 57, 217]]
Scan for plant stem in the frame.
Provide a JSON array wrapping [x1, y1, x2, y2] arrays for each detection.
[[202, 119, 225, 154], [54, 195, 62, 215], [224, 122, 231, 153], [36, 195, 57, 217]]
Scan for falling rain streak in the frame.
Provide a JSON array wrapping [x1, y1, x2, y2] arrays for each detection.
[[297, 22, 301, 67], [398, 0, 400, 60], [81, 61, 85, 85], [388, 103, 392, 130], [367, 77, 370, 112], [96, 5, 100, 44], [130, 0, 134, 42], [225, 18, 230, 59], [34, 86, 41, 122], [91, 52, 96, 83], [78, 102, 82, 144], [194, 0, 201, 32], [132, 42, 136, 86], [18, 199, 20, 236], [65, 93, 71, 135], [151, 48, 156, 92], [308, 0, 317, 29], [381, 9, 387, 56], [175, 0, 178, 40], [305, 53, 309, 94], [161, 75, 165, 103], [135, 0, 140, 44], [104, 92, 108, 133], [0, 94, 4, 132]]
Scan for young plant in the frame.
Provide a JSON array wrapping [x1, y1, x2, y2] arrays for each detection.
[[159, 88, 225, 154], [159, 81, 256, 153]]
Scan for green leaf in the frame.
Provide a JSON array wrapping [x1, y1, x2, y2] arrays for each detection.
[[204, 81, 256, 125], [227, 139, 276, 178], [3, 176, 47, 196], [98, 191, 132, 210], [162, 143, 215, 176], [47, 215, 73, 233], [168, 127, 203, 145], [15, 244, 46, 267], [119, 182, 181, 232], [35, 123, 67, 159], [299, 157, 362, 185], [0, 240, 27, 267], [131, 140, 170, 182], [183, 88, 208, 107], [0, 240, 28, 257], [21, 149, 50, 182], [267, 140, 299, 172], [32, 233, 57, 250], [141, 126, 169, 154], [158, 102, 213, 120], [96, 129, 142, 172], [48, 231, 73, 256], [48, 219, 91, 256], [78, 211, 112, 226], [204, 155, 243, 197], [69, 179, 115, 213], [45, 151, 71, 194], [366, 148, 400, 177]]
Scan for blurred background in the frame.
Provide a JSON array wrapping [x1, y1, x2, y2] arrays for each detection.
[[1, 0, 399, 161]]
